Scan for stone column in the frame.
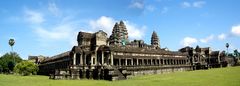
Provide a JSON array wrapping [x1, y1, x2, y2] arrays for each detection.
[[155, 59, 158, 65], [163, 59, 165, 65], [192, 56, 195, 63], [73, 53, 76, 65], [150, 59, 153, 65], [119, 59, 121, 66], [95, 51, 97, 65], [131, 58, 133, 65], [166, 59, 168, 65], [217, 54, 221, 64], [142, 59, 144, 65], [160, 59, 162, 65], [101, 52, 104, 65], [80, 54, 83, 65], [178, 60, 180, 65], [91, 55, 93, 66], [84, 54, 87, 65], [125, 59, 127, 66], [136, 58, 139, 66], [111, 52, 113, 65]]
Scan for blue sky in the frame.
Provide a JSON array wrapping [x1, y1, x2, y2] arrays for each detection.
[[0, 0, 240, 59]]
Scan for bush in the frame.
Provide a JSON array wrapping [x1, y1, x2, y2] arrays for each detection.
[[14, 61, 39, 76], [0, 52, 22, 73]]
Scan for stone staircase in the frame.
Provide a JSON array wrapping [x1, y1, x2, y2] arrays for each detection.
[[112, 66, 126, 80], [105, 65, 127, 80]]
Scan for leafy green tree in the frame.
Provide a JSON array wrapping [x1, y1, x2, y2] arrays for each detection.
[[234, 49, 240, 58], [0, 65, 2, 73], [14, 61, 39, 76], [0, 52, 22, 73]]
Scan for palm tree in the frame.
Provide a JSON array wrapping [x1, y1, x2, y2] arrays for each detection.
[[9, 39, 15, 51], [8, 38, 15, 63], [226, 43, 229, 56]]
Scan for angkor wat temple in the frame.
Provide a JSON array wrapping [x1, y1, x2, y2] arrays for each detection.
[[37, 21, 230, 81]]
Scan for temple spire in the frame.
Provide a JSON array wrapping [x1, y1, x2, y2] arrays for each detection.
[[109, 21, 129, 46], [151, 31, 160, 48]]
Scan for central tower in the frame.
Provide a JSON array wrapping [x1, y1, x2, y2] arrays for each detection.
[[109, 21, 129, 46]]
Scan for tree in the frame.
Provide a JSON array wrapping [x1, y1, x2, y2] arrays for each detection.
[[9, 38, 15, 51], [14, 61, 39, 76], [9, 38, 15, 64], [0, 65, 2, 73], [8, 61, 15, 71], [234, 49, 240, 58], [226, 43, 229, 56], [0, 52, 22, 73]]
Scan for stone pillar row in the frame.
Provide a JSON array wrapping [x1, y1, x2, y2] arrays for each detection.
[[112, 58, 188, 66], [73, 52, 188, 67]]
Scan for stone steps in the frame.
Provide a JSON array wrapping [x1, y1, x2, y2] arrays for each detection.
[[107, 66, 127, 80]]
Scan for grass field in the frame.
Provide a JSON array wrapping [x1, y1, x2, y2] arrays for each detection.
[[0, 67, 240, 86]]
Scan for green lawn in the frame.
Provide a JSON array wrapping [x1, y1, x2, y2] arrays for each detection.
[[0, 67, 240, 86]]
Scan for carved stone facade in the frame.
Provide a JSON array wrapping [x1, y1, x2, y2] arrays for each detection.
[[109, 21, 128, 46], [38, 21, 228, 81], [179, 46, 228, 69], [151, 31, 160, 48]]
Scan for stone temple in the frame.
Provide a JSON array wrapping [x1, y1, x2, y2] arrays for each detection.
[[37, 21, 230, 81]]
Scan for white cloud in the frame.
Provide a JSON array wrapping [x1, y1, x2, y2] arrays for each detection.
[[181, 1, 206, 8], [89, 16, 115, 35], [33, 21, 79, 47], [125, 21, 146, 39], [23, 3, 79, 47], [23, 3, 146, 47], [24, 9, 45, 24], [193, 1, 206, 8], [48, 2, 61, 16], [181, 2, 191, 8], [231, 25, 240, 36], [200, 35, 214, 43], [181, 37, 198, 46], [89, 16, 145, 40], [218, 33, 227, 40], [129, 1, 157, 13], [35, 24, 77, 41], [129, 0, 144, 9]]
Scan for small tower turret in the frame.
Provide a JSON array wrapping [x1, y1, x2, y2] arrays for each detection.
[[151, 31, 160, 48]]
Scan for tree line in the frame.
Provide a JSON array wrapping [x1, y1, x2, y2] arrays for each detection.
[[0, 38, 39, 76], [0, 52, 39, 75], [0, 52, 39, 76]]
